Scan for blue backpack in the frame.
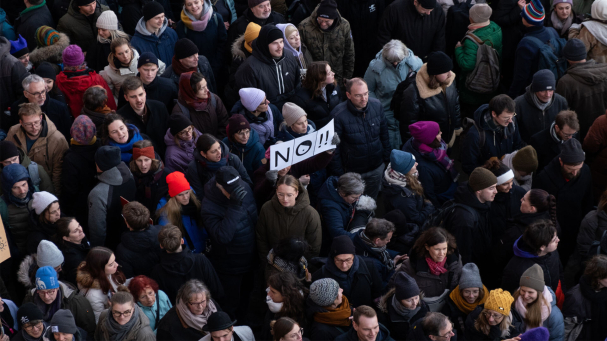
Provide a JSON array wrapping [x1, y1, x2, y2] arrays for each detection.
[[523, 34, 568, 81]]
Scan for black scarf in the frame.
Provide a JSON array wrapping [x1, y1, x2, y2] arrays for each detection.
[[181, 201, 200, 223], [579, 275, 607, 339]]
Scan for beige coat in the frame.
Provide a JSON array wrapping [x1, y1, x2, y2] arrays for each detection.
[[569, 23, 607, 64]]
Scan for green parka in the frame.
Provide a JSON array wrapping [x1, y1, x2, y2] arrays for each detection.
[[57, 0, 109, 52]]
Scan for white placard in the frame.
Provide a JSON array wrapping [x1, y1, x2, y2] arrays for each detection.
[[313, 119, 335, 155], [292, 134, 317, 164], [270, 140, 295, 170]]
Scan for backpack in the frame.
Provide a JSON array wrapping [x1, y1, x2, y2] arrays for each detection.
[[27, 161, 41, 188], [458, 117, 486, 153], [464, 33, 500, 94], [446, 0, 474, 56], [587, 230, 607, 258], [523, 35, 568, 81], [422, 199, 479, 231], [390, 71, 417, 120]]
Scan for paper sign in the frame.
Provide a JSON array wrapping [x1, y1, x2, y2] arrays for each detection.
[[292, 134, 317, 164], [270, 140, 295, 171], [0, 218, 12, 264], [314, 119, 336, 155]]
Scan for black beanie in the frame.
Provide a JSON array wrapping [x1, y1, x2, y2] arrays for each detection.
[[0, 140, 20, 162], [531, 69, 556, 92], [35, 62, 57, 81], [559, 138, 585, 164], [17, 303, 44, 328], [169, 114, 193, 136], [330, 235, 356, 258], [254, 25, 284, 60], [427, 51, 453, 76], [143, 1, 165, 21], [563, 38, 586, 62], [174, 38, 199, 60], [75, 0, 95, 6], [317, 0, 339, 19], [418, 0, 437, 9], [95, 146, 122, 172], [394, 272, 420, 301]]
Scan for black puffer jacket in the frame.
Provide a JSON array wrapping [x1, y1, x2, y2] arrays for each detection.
[[377, 296, 429, 339], [489, 185, 526, 239], [329, 98, 391, 175], [514, 87, 569, 143], [115, 224, 162, 279], [578, 209, 607, 260], [289, 83, 341, 129]]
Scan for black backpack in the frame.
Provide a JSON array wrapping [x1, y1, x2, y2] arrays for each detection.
[[422, 199, 479, 231], [446, 0, 474, 56], [391, 71, 417, 121], [458, 117, 486, 155]]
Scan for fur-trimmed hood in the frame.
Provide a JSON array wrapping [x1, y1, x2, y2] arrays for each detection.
[[76, 266, 102, 290], [415, 64, 455, 100], [231, 34, 248, 61], [29, 33, 70, 66], [18, 254, 37, 288]]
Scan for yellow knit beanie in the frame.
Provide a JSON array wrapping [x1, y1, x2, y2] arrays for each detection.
[[484, 289, 514, 316], [244, 23, 262, 54]]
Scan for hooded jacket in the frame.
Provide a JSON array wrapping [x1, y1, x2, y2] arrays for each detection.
[[290, 83, 341, 130], [329, 98, 391, 175], [0, 164, 37, 254], [131, 17, 179, 66], [185, 141, 252, 200], [234, 30, 301, 110], [118, 99, 170, 158], [164, 127, 201, 173], [298, 5, 355, 84], [501, 237, 563, 294], [172, 92, 229, 141], [351, 231, 399, 286], [381, 177, 435, 227], [200, 177, 258, 274], [56, 68, 117, 118], [316, 176, 356, 240], [95, 307, 155, 341], [223, 128, 266, 178], [514, 87, 568, 142], [335, 320, 394, 341], [88, 162, 136, 248], [256, 189, 322, 263], [461, 104, 525, 174], [584, 111, 607, 199], [14, 2, 55, 51], [556, 60, 607, 140], [377, 0, 445, 61], [161, 55, 217, 94], [0, 37, 28, 118], [569, 22, 607, 64], [6, 115, 68, 196], [56, 0, 109, 52], [151, 248, 224, 304], [115, 224, 163, 278], [226, 8, 285, 60], [0, 149, 53, 197]]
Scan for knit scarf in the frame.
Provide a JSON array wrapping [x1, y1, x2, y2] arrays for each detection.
[[181, 1, 213, 32], [244, 109, 274, 145], [425, 257, 448, 276], [531, 93, 552, 111], [95, 105, 114, 114], [579, 275, 607, 338], [313, 296, 352, 327], [360, 231, 394, 270], [483, 110, 507, 138], [172, 57, 197, 76], [108, 124, 143, 162], [198, 151, 228, 171], [179, 80, 210, 111], [449, 285, 489, 315], [384, 163, 409, 187], [34, 288, 62, 321], [412, 138, 457, 180], [550, 11, 573, 36], [104, 304, 140, 341], [8, 191, 32, 207], [391, 295, 421, 320], [176, 298, 217, 331], [514, 286, 552, 330], [267, 249, 309, 280]]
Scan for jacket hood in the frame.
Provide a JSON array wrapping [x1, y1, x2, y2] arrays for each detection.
[[512, 236, 540, 258], [135, 17, 168, 38], [270, 187, 311, 216], [18, 254, 36, 288], [0, 37, 12, 57], [120, 225, 161, 253], [454, 182, 491, 211], [157, 248, 199, 276], [566, 59, 607, 85], [164, 127, 201, 149], [98, 162, 132, 186], [1, 164, 34, 201], [231, 34, 249, 61], [228, 128, 262, 152], [29, 33, 70, 66]]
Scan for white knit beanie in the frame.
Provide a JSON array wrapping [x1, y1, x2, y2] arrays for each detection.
[[282, 102, 307, 127], [32, 191, 59, 215], [239, 88, 266, 112], [592, 0, 607, 21], [96, 11, 119, 30], [37, 240, 65, 268]]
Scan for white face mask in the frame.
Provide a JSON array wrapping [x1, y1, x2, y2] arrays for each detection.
[[266, 295, 283, 313]]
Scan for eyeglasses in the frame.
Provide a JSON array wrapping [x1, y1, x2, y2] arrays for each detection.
[[483, 311, 504, 320], [187, 300, 207, 307], [25, 89, 46, 98], [501, 112, 517, 123], [38, 288, 58, 297], [112, 309, 132, 318], [23, 321, 43, 332], [334, 257, 354, 264]]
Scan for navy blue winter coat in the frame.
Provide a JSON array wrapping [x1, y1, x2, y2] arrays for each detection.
[[352, 231, 399, 287], [329, 98, 391, 175], [461, 104, 526, 174], [131, 18, 178, 66], [316, 176, 356, 241], [200, 176, 257, 275], [381, 178, 435, 227], [176, 11, 227, 77]]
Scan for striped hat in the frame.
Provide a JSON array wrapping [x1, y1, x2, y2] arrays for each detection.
[[521, 0, 545, 25], [36, 26, 60, 47]]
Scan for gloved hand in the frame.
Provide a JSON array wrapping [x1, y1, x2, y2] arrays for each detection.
[[265, 170, 278, 185], [327, 133, 341, 154], [230, 185, 247, 206]]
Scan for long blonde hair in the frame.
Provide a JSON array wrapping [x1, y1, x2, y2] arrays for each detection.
[[474, 309, 513, 338], [157, 190, 201, 234], [405, 172, 424, 197], [513, 288, 549, 328]]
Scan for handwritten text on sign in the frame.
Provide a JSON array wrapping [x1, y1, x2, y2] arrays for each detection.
[[270, 120, 335, 170]]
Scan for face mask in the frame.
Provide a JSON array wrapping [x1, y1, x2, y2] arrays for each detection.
[[265, 287, 283, 313]]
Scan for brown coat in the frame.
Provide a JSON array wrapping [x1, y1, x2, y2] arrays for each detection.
[[6, 114, 68, 196], [569, 24, 607, 64], [583, 112, 607, 200], [172, 93, 229, 140]]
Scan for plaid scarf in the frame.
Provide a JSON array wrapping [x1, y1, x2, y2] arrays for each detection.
[[360, 231, 394, 270], [384, 163, 408, 187]]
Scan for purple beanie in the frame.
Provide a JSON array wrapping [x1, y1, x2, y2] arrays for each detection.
[[409, 121, 440, 145], [519, 327, 549, 341], [62, 45, 85, 67], [71, 115, 96, 144]]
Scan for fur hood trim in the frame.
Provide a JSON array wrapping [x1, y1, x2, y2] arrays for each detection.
[[29, 33, 70, 65], [231, 34, 247, 61], [76, 266, 101, 289], [357, 195, 377, 212], [416, 64, 455, 100], [18, 255, 37, 288]]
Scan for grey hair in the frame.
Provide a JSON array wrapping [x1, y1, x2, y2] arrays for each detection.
[[337, 172, 365, 196], [382, 40, 409, 64], [83, 86, 108, 111], [176, 279, 211, 304], [22, 74, 45, 92]]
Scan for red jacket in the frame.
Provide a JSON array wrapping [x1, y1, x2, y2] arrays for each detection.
[[56, 69, 116, 118]]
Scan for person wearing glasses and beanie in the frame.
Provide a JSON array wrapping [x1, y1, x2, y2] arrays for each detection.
[[43, 309, 86, 341], [222, 114, 265, 178], [13, 303, 46, 341], [465, 289, 524, 341]]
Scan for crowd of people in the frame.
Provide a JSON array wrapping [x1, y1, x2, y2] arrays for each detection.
[[1, 0, 607, 339]]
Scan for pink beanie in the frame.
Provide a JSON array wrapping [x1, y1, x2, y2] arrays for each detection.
[[409, 121, 440, 145], [62, 45, 85, 67]]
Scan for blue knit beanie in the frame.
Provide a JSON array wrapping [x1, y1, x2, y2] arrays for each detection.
[[35, 266, 59, 290], [390, 150, 416, 175]]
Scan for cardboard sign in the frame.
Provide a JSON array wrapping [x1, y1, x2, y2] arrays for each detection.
[[269, 120, 335, 170], [0, 219, 11, 264]]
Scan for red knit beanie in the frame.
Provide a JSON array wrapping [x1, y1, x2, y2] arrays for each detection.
[[166, 171, 191, 197]]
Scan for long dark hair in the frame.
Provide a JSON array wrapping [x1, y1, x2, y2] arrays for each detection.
[[411, 227, 457, 259], [302, 61, 333, 99], [102, 113, 131, 144], [78, 247, 126, 294], [267, 272, 307, 326]]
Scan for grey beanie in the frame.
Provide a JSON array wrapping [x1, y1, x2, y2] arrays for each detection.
[[459, 263, 483, 290], [559, 138, 585, 164], [37, 240, 64, 268], [309, 278, 340, 307], [49, 310, 78, 335]]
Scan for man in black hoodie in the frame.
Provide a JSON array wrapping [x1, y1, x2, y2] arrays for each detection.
[[152, 224, 224, 304], [444, 168, 497, 284]]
